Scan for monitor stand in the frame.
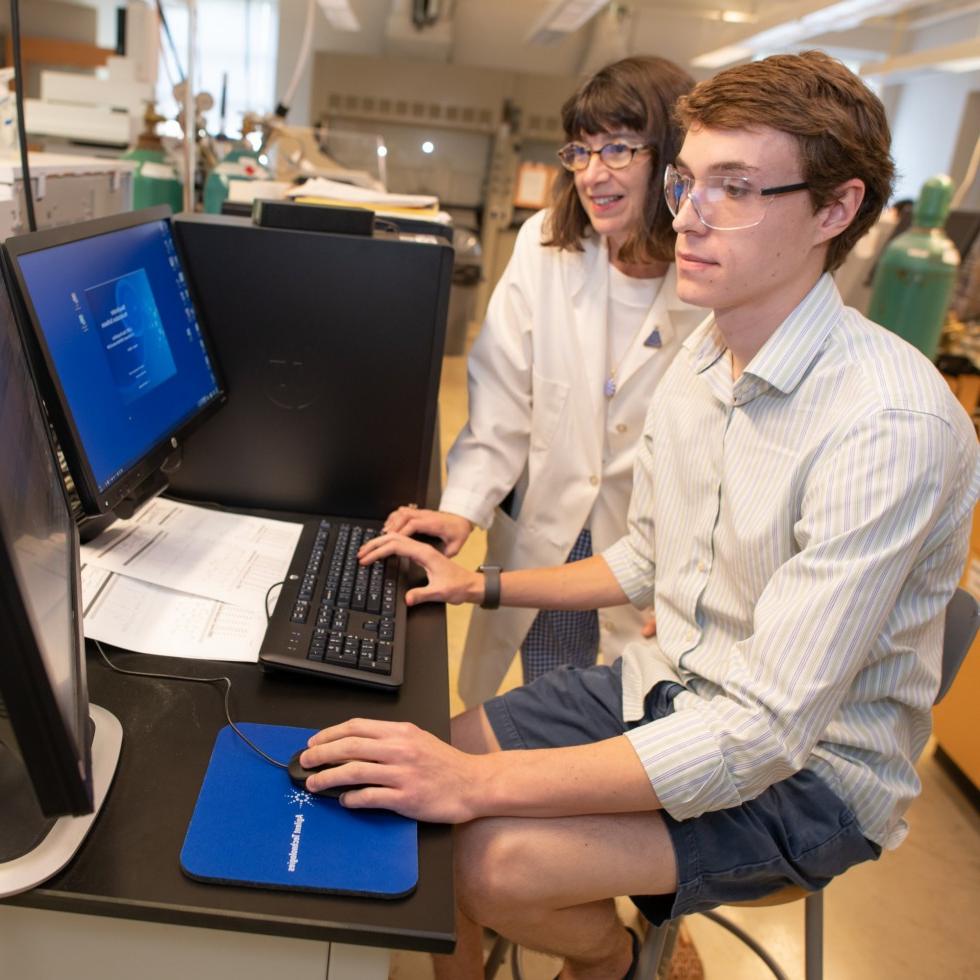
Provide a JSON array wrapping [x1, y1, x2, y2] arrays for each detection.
[[113, 468, 170, 521], [0, 704, 122, 898]]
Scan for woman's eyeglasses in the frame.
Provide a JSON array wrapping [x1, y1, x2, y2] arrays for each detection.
[[557, 141, 653, 173]]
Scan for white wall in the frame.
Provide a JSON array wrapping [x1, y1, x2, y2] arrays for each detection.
[[885, 10, 980, 205]]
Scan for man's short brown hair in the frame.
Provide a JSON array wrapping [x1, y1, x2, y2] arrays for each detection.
[[674, 50, 895, 272], [545, 56, 694, 265]]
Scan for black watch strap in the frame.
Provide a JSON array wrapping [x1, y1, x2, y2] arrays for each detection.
[[478, 564, 501, 610]]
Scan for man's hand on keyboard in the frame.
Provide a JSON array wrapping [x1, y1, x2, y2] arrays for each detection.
[[382, 506, 473, 557], [358, 531, 484, 607], [301, 717, 485, 823]]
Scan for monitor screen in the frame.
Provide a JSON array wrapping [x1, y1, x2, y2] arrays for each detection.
[[3, 206, 224, 514], [0, 262, 92, 823]]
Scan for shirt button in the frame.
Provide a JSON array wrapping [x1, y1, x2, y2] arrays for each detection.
[[601, 619, 612, 631], [616, 423, 627, 434], [687, 631, 698, 644], [697, 560, 707, 573], [590, 475, 599, 486]]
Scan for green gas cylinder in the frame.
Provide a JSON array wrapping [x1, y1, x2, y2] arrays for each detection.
[[867, 175, 960, 359], [203, 147, 269, 214]]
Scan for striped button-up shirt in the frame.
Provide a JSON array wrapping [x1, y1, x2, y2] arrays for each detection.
[[603, 273, 980, 849]]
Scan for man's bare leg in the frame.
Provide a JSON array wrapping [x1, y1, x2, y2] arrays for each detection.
[[432, 708, 677, 980], [431, 707, 502, 980]]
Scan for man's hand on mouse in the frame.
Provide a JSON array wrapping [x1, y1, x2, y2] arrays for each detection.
[[300, 718, 485, 823]]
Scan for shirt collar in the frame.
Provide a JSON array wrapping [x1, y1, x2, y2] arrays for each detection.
[[682, 273, 844, 401]]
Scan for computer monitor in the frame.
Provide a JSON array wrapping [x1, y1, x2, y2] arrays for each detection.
[[2, 205, 225, 517], [0, 265, 121, 897]]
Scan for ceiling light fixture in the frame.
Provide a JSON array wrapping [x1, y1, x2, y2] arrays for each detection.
[[525, 0, 610, 45], [719, 9, 756, 24], [317, 0, 360, 32]]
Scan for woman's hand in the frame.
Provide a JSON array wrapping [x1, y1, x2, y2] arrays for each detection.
[[359, 531, 484, 607], [382, 506, 474, 557]]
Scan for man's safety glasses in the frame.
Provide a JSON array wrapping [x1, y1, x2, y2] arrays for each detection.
[[663, 164, 810, 231]]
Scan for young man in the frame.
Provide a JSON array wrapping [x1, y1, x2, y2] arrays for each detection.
[[300, 51, 980, 980]]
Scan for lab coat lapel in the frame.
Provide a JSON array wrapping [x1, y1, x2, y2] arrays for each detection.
[[564, 235, 609, 444]]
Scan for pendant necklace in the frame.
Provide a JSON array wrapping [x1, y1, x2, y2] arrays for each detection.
[[604, 316, 662, 398]]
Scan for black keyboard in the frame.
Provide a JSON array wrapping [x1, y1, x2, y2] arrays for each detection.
[[258, 517, 408, 689]]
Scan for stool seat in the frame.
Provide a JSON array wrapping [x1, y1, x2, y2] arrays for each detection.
[[728, 884, 811, 907]]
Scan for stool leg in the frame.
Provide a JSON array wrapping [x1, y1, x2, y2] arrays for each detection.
[[634, 919, 676, 978], [484, 934, 510, 979], [804, 892, 823, 980]]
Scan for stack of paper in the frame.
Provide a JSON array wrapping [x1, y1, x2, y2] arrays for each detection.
[[286, 177, 451, 224], [80, 499, 302, 663]]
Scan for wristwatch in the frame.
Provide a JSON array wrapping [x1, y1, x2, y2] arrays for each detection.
[[478, 564, 501, 610]]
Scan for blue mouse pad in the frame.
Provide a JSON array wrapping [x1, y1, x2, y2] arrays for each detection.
[[180, 723, 418, 898]]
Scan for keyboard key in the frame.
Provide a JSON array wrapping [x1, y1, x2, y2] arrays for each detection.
[[325, 647, 358, 666]]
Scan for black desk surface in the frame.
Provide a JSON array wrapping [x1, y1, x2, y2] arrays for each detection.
[[4, 599, 455, 954]]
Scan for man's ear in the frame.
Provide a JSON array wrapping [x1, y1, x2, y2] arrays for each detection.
[[815, 178, 865, 245]]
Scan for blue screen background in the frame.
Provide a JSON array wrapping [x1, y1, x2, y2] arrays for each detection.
[[18, 220, 221, 493]]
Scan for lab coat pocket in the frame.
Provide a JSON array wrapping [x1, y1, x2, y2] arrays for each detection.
[[529, 371, 570, 452]]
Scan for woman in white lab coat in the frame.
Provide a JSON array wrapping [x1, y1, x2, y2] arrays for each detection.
[[386, 56, 705, 707]]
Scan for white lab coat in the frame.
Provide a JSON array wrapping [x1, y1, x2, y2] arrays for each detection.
[[440, 209, 706, 707]]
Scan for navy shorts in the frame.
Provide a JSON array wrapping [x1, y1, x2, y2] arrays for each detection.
[[483, 662, 881, 925]]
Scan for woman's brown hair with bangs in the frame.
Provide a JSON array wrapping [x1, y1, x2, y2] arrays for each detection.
[[544, 56, 694, 265]]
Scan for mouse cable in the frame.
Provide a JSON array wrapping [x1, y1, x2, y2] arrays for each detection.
[[93, 640, 288, 769]]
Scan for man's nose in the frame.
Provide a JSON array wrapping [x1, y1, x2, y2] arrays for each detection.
[[671, 192, 705, 234]]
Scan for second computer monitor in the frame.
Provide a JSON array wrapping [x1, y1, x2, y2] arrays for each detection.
[[3, 206, 225, 516], [0, 262, 92, 828]]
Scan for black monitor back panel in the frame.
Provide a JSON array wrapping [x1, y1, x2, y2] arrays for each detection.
[[170, 215, 451, 518]]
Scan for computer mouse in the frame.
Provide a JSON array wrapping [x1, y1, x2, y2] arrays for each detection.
[[286, 749, 370, 798]]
